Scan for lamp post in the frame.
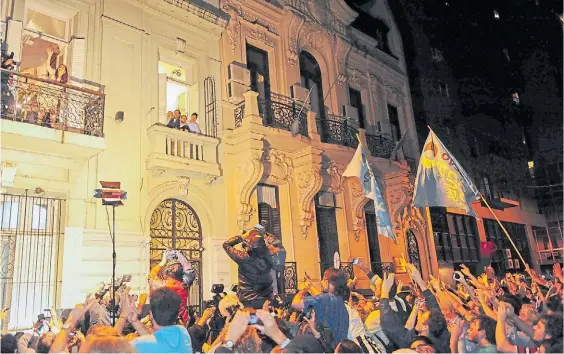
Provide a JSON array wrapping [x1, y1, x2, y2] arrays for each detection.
[[93, 181, 127, 325]]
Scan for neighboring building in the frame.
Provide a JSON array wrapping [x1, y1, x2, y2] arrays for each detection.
[[218, 0, 428, 290], [0, 0, 228, 331], [391, 0, 549, 280]]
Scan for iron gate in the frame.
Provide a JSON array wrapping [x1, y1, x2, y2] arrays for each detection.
[[0, 193, 63, 331], [149, 199, 203, 313]]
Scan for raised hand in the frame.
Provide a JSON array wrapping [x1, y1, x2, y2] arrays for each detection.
[[460, 264, 473, 277], [382, 272, 395, 294], [553, 263, 563, 283], [225, 310, 250, 343], [406, 263, 423, 284]]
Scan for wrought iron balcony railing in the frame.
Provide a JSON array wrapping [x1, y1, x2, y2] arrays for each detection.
[[317, 114, 359, 148], [258, 93, 308, 136], [1, 69, 105, 137], [284, 262, 298, 295], [365, 133, 395, 158], [234, 103, 245, 128]]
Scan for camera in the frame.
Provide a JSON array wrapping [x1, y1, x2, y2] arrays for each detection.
[[383, 263, 396, 274], [453, 272, 463, 281], [352, 258, 359, 265], [304, 305, 314, 320], [211, 284, 224, 294]]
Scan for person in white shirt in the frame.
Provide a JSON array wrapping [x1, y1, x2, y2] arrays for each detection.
[[187, 113, 202, 134]]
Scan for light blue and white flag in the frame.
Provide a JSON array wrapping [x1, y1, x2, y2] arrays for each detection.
[[343, 143, 396, 241], [413, 128, 480, 216]]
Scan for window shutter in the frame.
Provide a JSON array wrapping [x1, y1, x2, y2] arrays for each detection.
[[258, 202, 271, 229], [71, 37, 86, 81], [271, 207, 281, 238], [6, 20, 23, 62], [158, 73, 168, 124]]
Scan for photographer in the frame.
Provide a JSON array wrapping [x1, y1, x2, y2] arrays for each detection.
[[223, 225, 274, 309], [148, 249, 196, 323]]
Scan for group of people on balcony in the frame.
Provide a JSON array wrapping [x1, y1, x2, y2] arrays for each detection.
[[1, 46, 71, 130], [167, 109, 202, 134]]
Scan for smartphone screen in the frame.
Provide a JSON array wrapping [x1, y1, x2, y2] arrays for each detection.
[[44, 309, 51, 319], [248, 314, 258, 325]]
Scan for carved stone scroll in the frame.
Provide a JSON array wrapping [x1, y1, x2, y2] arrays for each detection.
[[237, 151, 265, 229], [297, 166, 323, 238]]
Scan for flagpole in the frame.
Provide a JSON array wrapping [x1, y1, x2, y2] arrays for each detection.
[[479, 194, 526, 266]]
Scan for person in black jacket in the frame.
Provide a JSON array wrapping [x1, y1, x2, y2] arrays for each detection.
[[223, 225, 274, 309]]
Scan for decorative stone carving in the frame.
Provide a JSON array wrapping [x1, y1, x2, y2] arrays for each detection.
[[263, 148, 294, 184], [178, 176, 190, 196], [334, 36, 352, 84], [237, 151, 265, 230], [297, 166, 323, 238], [283, 9, 305, 66], [324, 160, 344, 193], [222, 0, 279, 34], [299, 23, 329, 52], [245, 29, 275, 47], [225, 8, 241, 55], [349, 179, 370, 242]]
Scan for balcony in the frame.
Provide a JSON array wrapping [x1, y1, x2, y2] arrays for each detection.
[[146, 123, 221, 178], [318, 114, 359, 148], [1, 69, 105, 158], [365, 132, 395, 159], [258, 93, 308, 136]]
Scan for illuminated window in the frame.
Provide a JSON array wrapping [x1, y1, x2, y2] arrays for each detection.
[[20, 9, 69, 78], [158, 61, 189, 113], [528, 161, 534, 169]]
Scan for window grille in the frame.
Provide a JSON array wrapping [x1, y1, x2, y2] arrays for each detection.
[[0, 193, 63, 331]]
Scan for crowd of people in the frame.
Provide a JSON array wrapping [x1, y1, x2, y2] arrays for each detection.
[[167, 110, 202, 134], [1, 226, 563, 353]]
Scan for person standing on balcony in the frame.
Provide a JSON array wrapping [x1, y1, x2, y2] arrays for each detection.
[[179, 114, 190, 131], [167, 109, 181, 128], [187, 113, 201, 134]]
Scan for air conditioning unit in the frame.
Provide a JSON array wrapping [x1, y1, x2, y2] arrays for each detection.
[[227, 81, 248, 104], [290, 84, 310, 105], [228, 62, 251, 86], [341, 104, 359, 123]]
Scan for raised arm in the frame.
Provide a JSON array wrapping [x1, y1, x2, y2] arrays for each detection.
[[222, 235, 248, 263], [496, 302, 518, 353]]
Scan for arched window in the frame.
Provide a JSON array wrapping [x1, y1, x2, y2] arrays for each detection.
[[299, 51, 325, 121]]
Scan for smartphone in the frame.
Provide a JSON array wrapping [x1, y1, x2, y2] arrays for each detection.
[[453, 272, 462, 281], [38, 314, 45, 321], [43, 309, 51, 320], [352, 258, 359, 265], [248, 314, 258, 325]]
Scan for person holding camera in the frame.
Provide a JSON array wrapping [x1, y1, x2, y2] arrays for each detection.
[[148, 249, 196, 323], [223, 224, 274, 309]]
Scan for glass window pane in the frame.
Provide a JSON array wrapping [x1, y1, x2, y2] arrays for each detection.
[[1, 202, 19, 229], [32, 204, 47, 230]]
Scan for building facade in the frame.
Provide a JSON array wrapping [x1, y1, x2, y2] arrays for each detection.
[[218, 0, 430, 290], [1, 0, 229, 330], [391, 0, 549, 281]]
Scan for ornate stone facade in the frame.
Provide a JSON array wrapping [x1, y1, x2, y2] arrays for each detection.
[[220, 0, 429, 284]]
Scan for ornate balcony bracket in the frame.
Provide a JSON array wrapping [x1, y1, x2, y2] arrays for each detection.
[[292, 146, 324, 239], [348, 178, 370, 242], [237, 150, 265, 230]]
